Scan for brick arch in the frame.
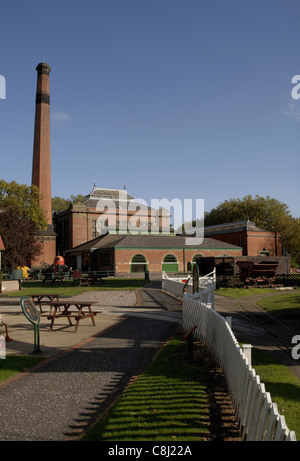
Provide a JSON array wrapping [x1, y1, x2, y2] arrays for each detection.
[[130, 253, 148, 273], [162, 253, 178, 272]]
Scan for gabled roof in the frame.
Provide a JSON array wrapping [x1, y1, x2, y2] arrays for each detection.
[[204, 220, 268, 235], [66, 232, 242, 253]]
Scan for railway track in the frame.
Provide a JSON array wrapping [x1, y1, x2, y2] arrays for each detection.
[[214, 293, 300, 376]]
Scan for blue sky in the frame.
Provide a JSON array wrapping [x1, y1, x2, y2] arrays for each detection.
[[1, 0, 299, 225]]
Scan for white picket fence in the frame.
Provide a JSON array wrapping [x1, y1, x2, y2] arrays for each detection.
[[182, 292, 297, 441], [162, 269, 216, 299]]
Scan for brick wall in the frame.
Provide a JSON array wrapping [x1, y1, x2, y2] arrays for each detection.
[[204, 230, 282, 256], [31, 235, 56, 266], [114, 247, 243, 274]]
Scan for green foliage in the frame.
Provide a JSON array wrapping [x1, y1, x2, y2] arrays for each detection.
[[204, 195, 300, 262], [52, 194, 85, 214], [0, 179, 47, 230], [0, 180, 48, 269], [0, 206, 43, 270]]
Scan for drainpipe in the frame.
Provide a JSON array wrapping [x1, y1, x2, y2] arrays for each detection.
[[86, 212, 89, 241]]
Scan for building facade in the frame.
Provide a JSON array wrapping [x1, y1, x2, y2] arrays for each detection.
[[64, 232, 243, 276], [53, 186, 171, 255], [204, 220, 282, 256]]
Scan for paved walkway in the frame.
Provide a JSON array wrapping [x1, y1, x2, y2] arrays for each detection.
[[0, 283, 182, 441]]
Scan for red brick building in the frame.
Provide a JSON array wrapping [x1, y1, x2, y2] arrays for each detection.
[[203, 220, 288, 274], [64, 232, 243, 276], [204, 221, 282, 256], [53, 186, 171, 255]]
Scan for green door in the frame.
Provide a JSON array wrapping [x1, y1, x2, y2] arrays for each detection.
[[162, 254, 178, 272]]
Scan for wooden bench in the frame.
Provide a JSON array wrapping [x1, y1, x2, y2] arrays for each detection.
[[72, 270, 90, 287], [42, 274, 65, 283], [46, 300, 99, 332]]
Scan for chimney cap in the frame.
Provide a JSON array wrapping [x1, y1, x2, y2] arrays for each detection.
[[36, 63, 51, 74]]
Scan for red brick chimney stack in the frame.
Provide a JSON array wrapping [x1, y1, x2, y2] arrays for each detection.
[[32, 62, 52, 224], [31, 63, 56, 266]]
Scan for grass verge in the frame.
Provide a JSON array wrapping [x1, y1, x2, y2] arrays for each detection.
[[257, 291, 300, 323], [80, 336, 240, 442], [215, 287, 278, 298], [1, 278, 149, 297], [0, 355, 44, 383], [252, 348, 300, 439]]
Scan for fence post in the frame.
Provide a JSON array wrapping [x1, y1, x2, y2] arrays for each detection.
[[242, 344, 252, 367], [225, 316, 232, 329]]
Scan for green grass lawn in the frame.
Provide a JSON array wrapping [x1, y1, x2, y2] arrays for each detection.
[[80, 336, 241, 442], [1, 278, 149, 297], [0, 355, 44, 382], [1, 339, 298, 441], [79, 338, 300, 442], [215, 287, 278, 298], [252, 348, 300, 439], [80, 337, 212, 442], [257, 291, 300, 321]]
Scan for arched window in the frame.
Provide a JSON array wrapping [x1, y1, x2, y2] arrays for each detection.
[[130, 254, 148, 273], [188, 254, 204, 272], [163, 254, 177, 263], [162, 254, 178, 272], [192, 254, 204, 261]]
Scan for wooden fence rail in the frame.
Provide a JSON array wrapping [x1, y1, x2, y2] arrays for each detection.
[[182, 292, 297, 441]]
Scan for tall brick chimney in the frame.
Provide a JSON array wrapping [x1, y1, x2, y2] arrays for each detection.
[[31, 63, 56, 266], [32, 62, 52, 224]]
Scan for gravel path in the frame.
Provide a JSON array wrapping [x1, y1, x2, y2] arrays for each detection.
[[0, 290, 138, 307], [65, 290, 137, 306]]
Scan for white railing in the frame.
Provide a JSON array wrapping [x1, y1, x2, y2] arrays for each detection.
[[162, 269, 216, 298], [182, 293, 297, 441], [198, 268, 216, 289], [162, 271, 193, 296]]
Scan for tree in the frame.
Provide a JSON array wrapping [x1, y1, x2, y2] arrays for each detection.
[[0, 180, 47, 230], [52, 194, 85, 214], [0, 206, 42, 270], [0, 180, 48, 270], [204, 195, 300, 262]]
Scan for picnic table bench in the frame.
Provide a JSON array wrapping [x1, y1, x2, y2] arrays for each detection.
[[45, 300, 99, 332], [29, 294, 60, 313], [42, 273, 65, 283], [72, 270, 105, 287]]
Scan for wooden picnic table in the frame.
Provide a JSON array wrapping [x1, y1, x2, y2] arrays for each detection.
[[29, 294, 60, 313], [72, 270, 105, 287], [42, 274, 65, 283], [45, 300, 98, 332]]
